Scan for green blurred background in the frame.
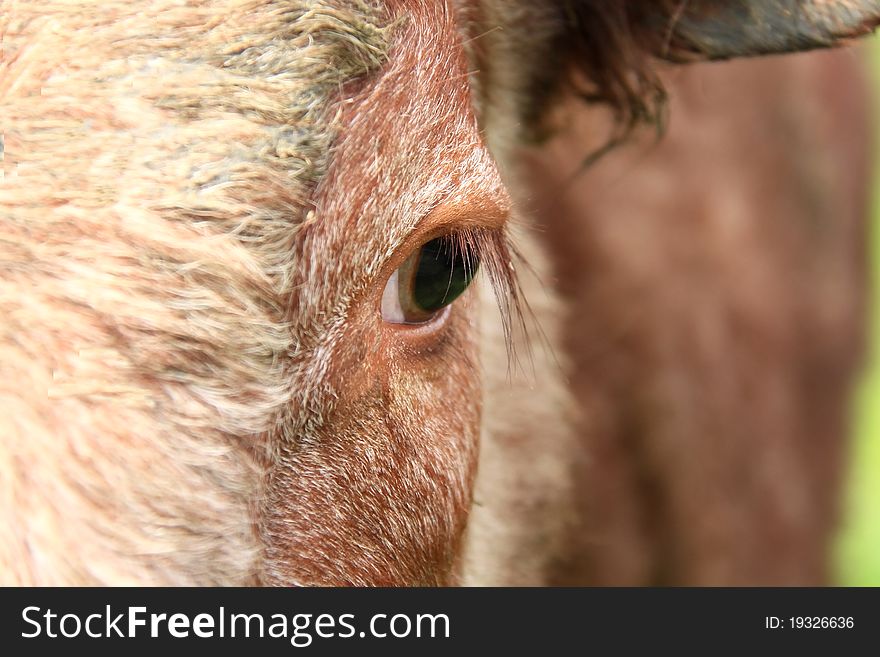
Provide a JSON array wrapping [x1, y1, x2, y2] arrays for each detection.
[[834, 39, 880, 586]]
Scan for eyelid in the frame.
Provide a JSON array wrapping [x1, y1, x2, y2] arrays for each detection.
[[376, 196, 508, 303], [424, 195, 510, 235]]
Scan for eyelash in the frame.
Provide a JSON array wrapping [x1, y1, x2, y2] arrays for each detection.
[[440, 226, 527, 360]]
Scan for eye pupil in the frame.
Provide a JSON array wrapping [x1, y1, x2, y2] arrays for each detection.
[[411, 238, 478, 312]]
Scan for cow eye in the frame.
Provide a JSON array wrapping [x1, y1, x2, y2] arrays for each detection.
[[381, 236, 480, 324]]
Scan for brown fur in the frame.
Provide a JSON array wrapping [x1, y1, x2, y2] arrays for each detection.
[[0, 0, 874, 585]]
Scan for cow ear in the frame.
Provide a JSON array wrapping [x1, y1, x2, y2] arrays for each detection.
[[640, 0, 880, 61]]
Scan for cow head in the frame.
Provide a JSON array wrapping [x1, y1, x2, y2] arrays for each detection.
[[0, 0, 877, 585]]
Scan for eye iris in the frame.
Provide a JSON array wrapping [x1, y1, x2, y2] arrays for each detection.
[[381, 235, 481, 325], [410, 237, 478, 312]]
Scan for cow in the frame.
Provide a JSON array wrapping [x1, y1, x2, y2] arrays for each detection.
[[0, 0, 876, 585]]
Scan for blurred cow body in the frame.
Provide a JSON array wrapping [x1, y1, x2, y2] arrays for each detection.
[[0, 1, 876, 585]]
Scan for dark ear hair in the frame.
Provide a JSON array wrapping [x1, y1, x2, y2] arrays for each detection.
[[512, 1, 879, 138], [640, 0, 880, 61]]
